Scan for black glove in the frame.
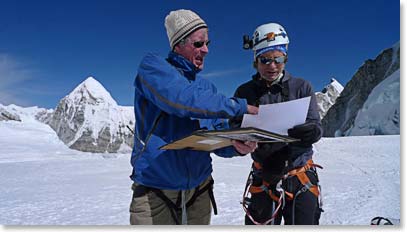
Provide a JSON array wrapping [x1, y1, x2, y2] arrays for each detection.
[[287, 122, 321, 146]]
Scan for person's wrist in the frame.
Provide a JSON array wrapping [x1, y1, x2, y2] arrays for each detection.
[[234, 148, 247, 156]]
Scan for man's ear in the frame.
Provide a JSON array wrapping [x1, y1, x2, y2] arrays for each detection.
[[284, 55, 288, 63], [173, 40, 185, 52], [173, 44, 180, 52]]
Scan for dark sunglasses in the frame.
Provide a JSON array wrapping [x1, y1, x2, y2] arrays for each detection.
[[192, 40, 210, 48], [258, 56, 286, 65]]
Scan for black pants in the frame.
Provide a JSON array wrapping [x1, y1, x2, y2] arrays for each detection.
[[245, 169, 322, 225]]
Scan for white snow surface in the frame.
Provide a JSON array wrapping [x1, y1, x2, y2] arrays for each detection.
[[0, 120, 400, 225]]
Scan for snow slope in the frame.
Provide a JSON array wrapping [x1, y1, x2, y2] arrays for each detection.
[[0, 120, 400, 225]]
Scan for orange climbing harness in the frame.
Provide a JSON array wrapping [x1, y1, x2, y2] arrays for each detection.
[[242, 159, 323, 225]]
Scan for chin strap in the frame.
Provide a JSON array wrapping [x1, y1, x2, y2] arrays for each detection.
[[263, 71, 284, 87]]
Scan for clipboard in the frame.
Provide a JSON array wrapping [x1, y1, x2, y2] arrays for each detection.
[[160, 127, 299, 151]]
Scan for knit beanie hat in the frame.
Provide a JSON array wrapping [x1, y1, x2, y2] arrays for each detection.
[[165, 9, 208, 49]]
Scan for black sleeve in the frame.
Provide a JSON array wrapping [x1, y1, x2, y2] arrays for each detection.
[[229, 87, 244, 129]]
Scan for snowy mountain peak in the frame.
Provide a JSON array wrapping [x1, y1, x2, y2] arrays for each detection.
[[47, 76, 134, 153], [67, 76, 117, 106], [328, 78, 344, 93], [316, 78, 344, 119]]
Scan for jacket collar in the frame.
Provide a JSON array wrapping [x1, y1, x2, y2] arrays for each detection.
[[167, 51, 201, 80]]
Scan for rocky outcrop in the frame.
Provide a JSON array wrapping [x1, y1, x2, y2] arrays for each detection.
[[0, 104, 21, 121], [35, 108, 54, 124]]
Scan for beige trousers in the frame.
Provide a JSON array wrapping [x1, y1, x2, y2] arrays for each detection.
[[129, 176, 213, 225]]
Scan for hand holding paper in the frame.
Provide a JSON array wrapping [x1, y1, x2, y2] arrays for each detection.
[[232, 140, 258, 155], [241, 97, 311, 135], [247, 105, 259, 115], [287, 122, 321, 146]]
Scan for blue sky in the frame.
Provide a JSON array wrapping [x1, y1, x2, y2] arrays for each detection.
[[0, 0, 400, 108]]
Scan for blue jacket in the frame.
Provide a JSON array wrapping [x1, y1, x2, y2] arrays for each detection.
[[131, 52, 248, 190]]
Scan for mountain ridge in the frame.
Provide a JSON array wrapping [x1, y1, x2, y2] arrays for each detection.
[[321, 42, 400, 137]]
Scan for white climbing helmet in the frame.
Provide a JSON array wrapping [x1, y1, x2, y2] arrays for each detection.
[[252, 22, 289, 54]]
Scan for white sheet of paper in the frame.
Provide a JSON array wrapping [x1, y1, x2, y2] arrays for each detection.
[[241, 96, 311, 135]]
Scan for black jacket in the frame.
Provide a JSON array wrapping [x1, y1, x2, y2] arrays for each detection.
[[230, 71, 322, 177]]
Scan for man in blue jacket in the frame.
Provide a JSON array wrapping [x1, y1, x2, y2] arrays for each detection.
[[129, 9, 258, 225]]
